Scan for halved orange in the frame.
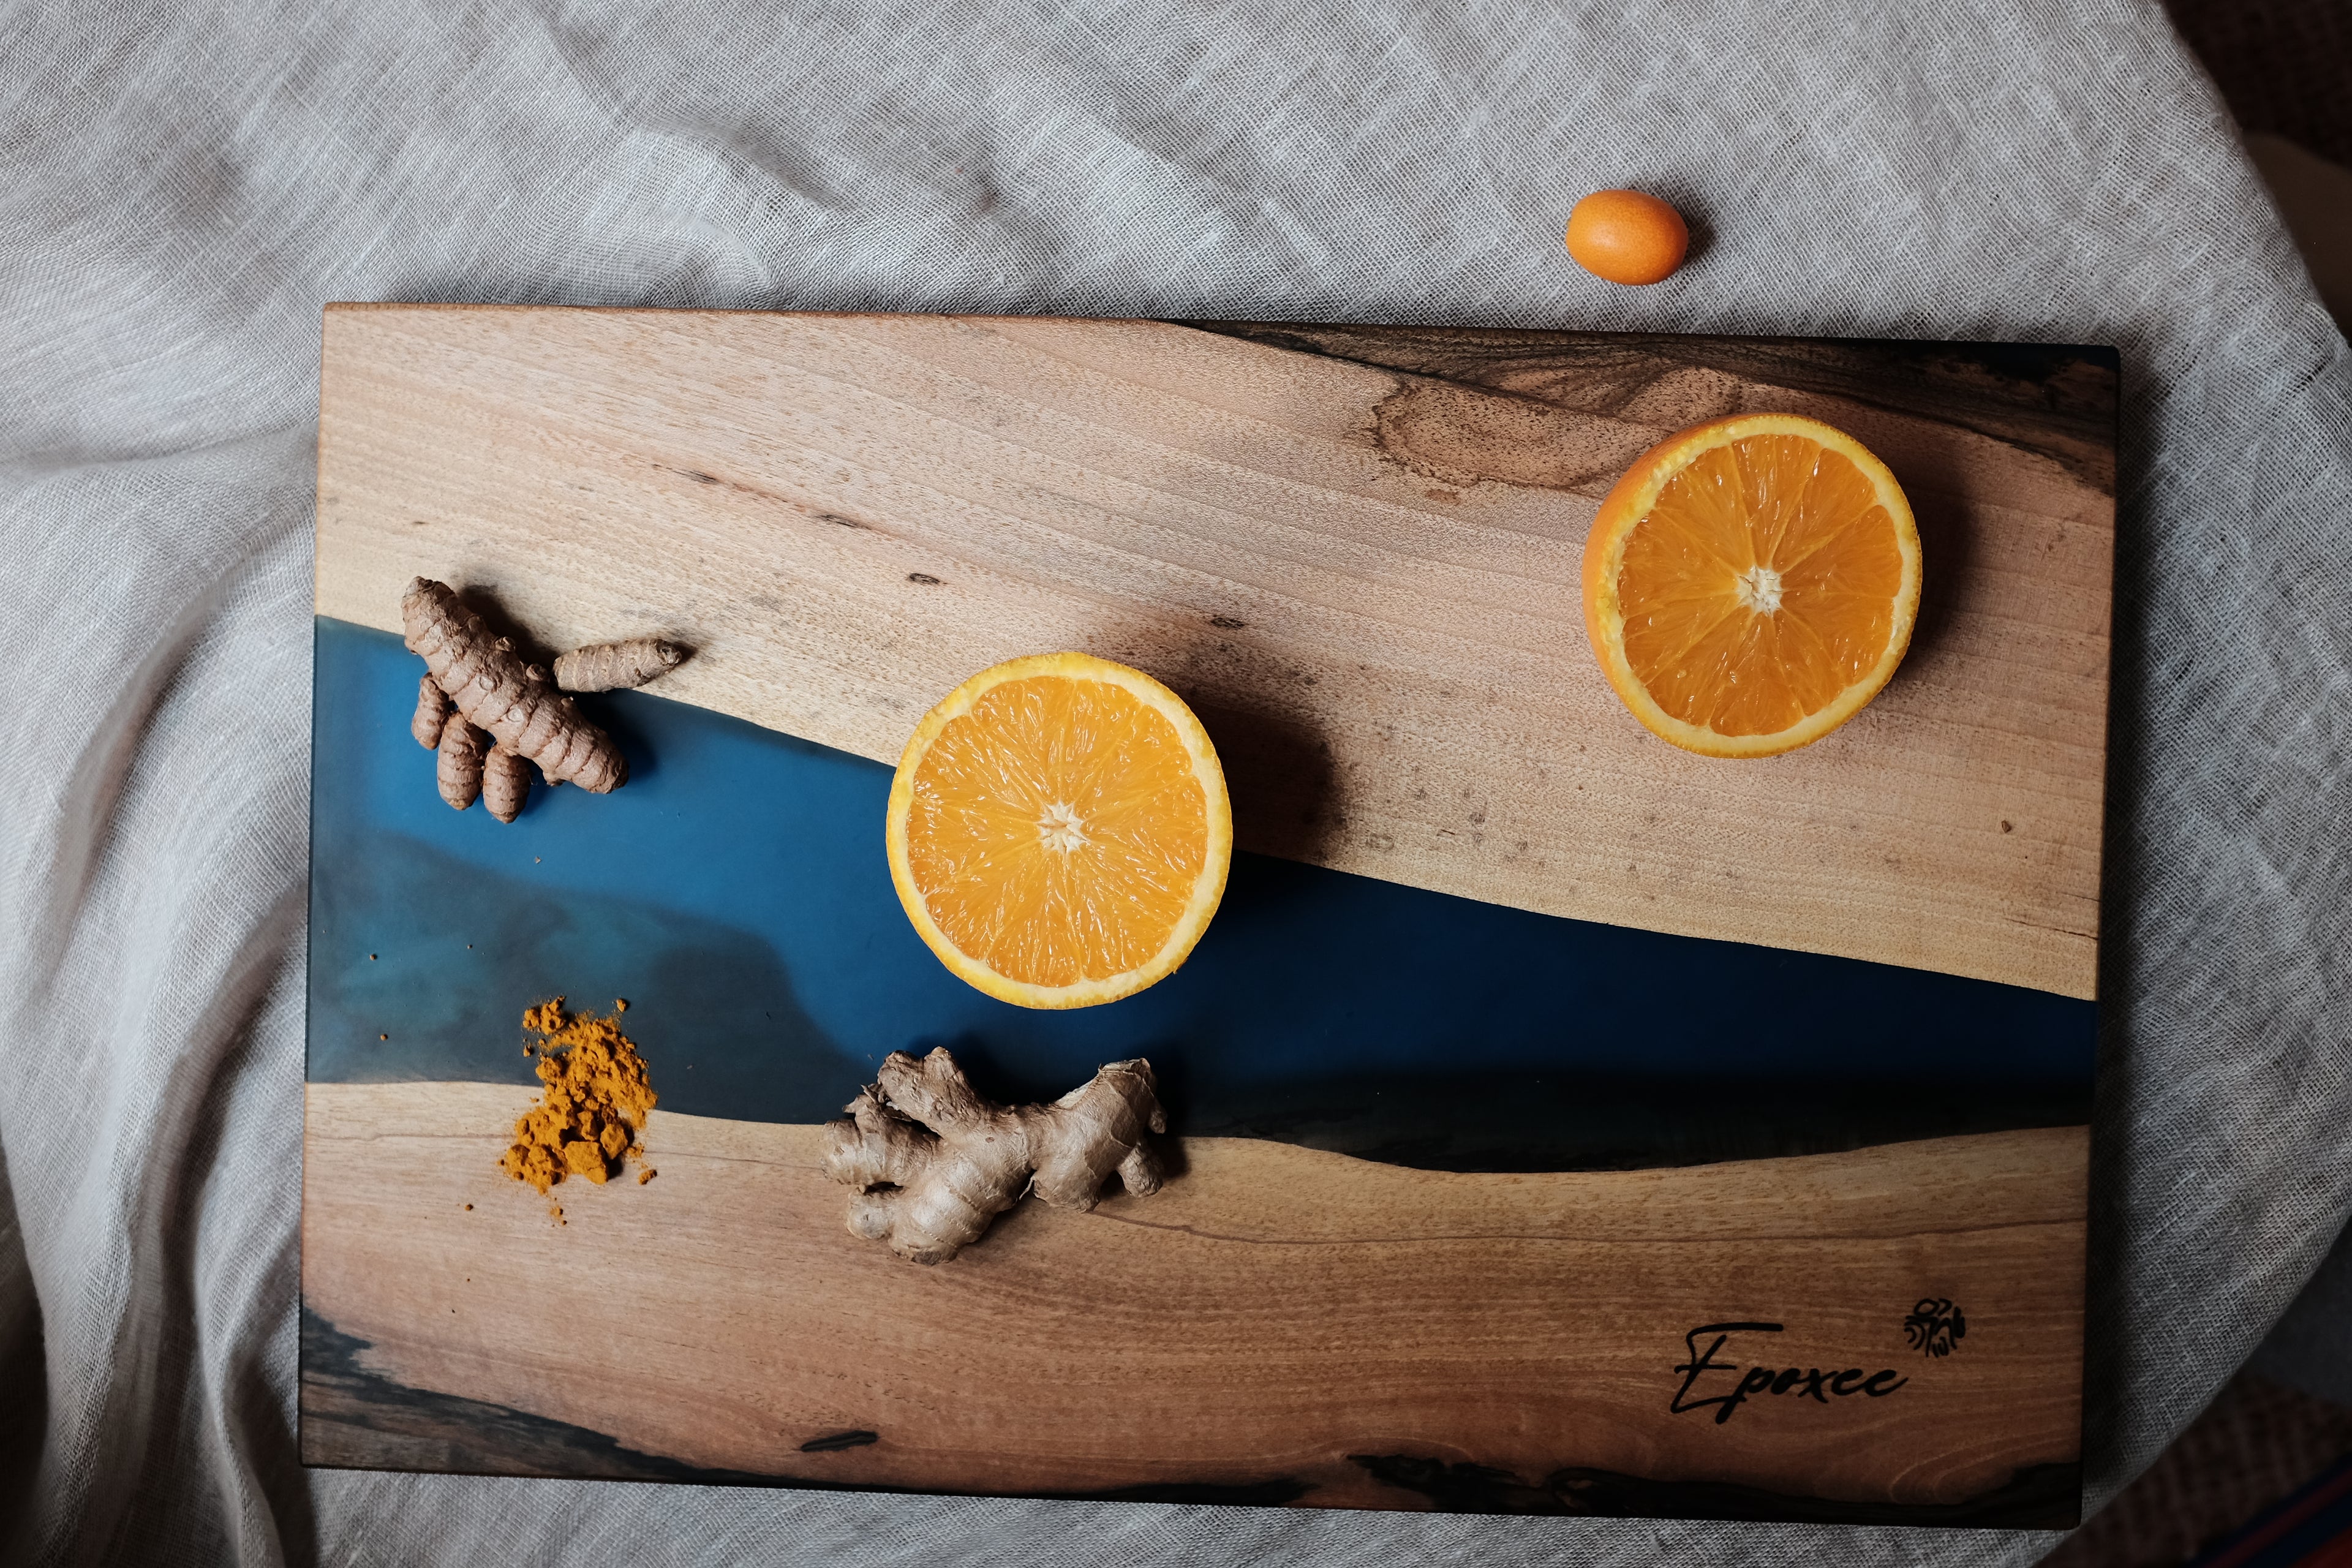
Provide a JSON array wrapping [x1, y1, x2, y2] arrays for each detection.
[[1582, 413, 1922, 758], [884, 652, 1233, 1009]]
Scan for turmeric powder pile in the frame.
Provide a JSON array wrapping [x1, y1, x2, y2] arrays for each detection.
[[500, 998, 657, 1201]]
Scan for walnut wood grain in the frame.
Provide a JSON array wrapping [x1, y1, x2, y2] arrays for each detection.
[[314, 306, 2114, 997], [301, 1082, 2086, 1514]]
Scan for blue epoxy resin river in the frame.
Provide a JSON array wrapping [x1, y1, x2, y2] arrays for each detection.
[[309, 617, 2094, 1172]]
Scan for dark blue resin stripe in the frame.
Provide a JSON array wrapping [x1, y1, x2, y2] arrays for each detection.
[[309, 618, 2093, 1172]]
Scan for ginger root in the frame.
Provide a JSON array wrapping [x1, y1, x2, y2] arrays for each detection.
[[555, 638, 687, 693], [824, 1049, 1166, 1264]]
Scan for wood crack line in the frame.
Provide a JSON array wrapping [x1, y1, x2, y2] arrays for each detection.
[[1089, 1213, 2083, 1247]]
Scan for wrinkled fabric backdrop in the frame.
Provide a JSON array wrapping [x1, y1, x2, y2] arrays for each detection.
[[2, 0, 2348, 1561]]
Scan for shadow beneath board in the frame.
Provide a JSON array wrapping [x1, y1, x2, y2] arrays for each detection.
[[1349, 1450, 2079, 1528]]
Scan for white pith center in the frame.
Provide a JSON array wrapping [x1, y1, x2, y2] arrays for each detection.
[[1736, 564, 1785, 614], [1036, 801, 1090, 853]]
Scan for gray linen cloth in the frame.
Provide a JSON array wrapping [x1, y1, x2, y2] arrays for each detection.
[[3, 0, 2348, 1561]]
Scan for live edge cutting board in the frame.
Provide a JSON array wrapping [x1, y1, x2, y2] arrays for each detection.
[[303, 306, 2116, 1527]]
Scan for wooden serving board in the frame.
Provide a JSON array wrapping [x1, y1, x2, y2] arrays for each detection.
[[302, 307, 2116, 1527]]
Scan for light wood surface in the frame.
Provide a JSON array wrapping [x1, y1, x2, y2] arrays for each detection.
[[314, 307, 2113, 999], [302, 1082, 2086, 1512]]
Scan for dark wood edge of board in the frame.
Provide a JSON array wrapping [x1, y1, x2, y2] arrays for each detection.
[[1182, 320, 2120, 498]]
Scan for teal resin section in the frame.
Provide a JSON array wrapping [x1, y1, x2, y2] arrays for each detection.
[[309, 617, 2095, 1171]]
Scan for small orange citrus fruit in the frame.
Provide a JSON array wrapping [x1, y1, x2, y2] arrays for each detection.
[[885, 652, 1232, 1009], [1582, 413, 1922, 757], [1565, 189, 1689, 285]]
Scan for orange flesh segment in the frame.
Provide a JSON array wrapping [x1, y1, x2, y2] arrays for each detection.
[[902, 676, 1208, 988], [1617, 434, 1904, 737]]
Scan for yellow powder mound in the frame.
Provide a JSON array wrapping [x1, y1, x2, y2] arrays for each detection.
[[500, 998, 657, 1197]]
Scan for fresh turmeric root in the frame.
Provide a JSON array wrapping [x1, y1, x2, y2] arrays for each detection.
[[555, 639, 685, 692], [401, 578, 690, 820], [823, 1049, 1166, 1264], [482, 745, 532, 823], [403, 579, 628, 793], [412, 675, 450, 747], [435, 709, 488, 810]]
